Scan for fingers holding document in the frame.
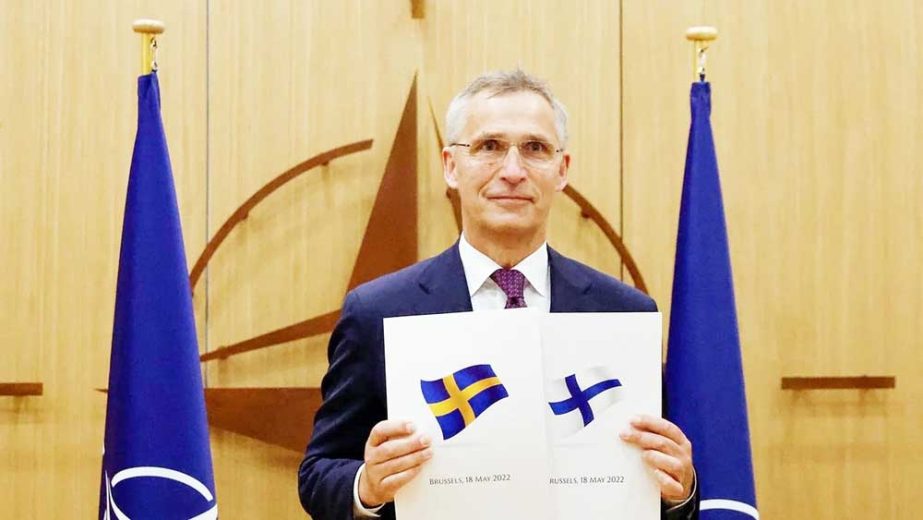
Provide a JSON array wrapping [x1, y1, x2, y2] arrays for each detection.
[[619, 414, 694, 502], [359, 419, 433, 507]]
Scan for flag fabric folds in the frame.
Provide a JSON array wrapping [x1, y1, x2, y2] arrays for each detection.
[[546, 366, 622, 439], [99, 72, 217, 519], [420, 364, 509, 440], [664, 81, 759, 519]]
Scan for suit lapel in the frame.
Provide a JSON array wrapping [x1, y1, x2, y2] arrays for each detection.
[[414, 244, 594, 314], [549, 247, 593, 312], [415, 242, 473, 314]]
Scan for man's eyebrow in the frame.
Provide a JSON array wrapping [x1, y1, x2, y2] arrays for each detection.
[[519, 133, 554, 143], [470, 131, 554, 142], [469, 131, 506, 141]]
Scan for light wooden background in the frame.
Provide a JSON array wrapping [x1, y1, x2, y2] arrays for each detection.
[[1, 1, 920, 518]]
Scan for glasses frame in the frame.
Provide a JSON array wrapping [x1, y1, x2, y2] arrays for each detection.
[[448, 139, 565, 168]]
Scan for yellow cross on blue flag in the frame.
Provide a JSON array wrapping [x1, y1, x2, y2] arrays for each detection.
[[420, 364, 509, 440]]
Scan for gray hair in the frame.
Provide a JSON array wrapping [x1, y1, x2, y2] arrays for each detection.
[[445, 69, 569, 148]]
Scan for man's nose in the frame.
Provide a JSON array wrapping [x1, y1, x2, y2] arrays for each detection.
[[499, 146, 527, 183]]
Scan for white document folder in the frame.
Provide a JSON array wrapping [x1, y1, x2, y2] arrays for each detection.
[[541, 313, 662, 520], [384, 311, 661, 520], [385, 310, 553, 520]]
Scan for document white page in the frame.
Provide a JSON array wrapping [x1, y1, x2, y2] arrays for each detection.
[[385, 311, 662, 519], [385, 310, 553, 520], [541, 313, 662, 520]]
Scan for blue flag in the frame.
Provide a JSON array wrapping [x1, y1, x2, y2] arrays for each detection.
[[99, 72, 217, 519], [420, 364, 509, 440], [665, 82, 758, 519]]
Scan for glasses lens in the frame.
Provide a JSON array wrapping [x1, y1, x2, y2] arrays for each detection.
[[518, 140, 555, 164], [469, 138, 508, 162]]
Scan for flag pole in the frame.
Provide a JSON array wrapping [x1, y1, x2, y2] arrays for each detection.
[[668, 24, 760, 519], [685, 26, 718, 81], [132, 19, 165, 75]]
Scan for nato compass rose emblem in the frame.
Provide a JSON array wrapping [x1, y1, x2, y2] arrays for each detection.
[[186, 74, 649, 454]]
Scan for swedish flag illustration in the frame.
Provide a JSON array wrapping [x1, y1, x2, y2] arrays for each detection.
[[420, 364, 509, 440]]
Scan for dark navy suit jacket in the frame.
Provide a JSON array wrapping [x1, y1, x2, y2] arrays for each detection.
[[298, 244, 698, 520]]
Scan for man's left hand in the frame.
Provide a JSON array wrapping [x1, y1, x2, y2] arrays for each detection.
[[619, 415, 694, 502]]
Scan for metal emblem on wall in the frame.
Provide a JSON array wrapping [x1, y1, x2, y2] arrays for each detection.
[[191, 74, 647, 454]]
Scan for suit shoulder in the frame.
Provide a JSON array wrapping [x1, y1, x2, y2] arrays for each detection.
[[345, 254, 438, 312], [561, 255, 657, 312]]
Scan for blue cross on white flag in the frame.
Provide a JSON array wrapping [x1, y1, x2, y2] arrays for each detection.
[[546, 366, 623, 439]]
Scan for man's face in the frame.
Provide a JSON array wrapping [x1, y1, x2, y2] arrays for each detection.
[[443, 91, 570, 242]]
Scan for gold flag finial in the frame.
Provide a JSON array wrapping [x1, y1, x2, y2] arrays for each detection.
[[686, 26, 718, 81], [133, 19, 165, 75]]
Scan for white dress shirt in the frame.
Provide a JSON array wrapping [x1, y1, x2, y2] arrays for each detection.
[[457, 233, 551, 312]]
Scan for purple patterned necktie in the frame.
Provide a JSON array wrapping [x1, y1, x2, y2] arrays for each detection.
[[490, 269, 527, 309]]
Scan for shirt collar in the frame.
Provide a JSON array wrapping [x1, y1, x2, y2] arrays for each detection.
[[458, 233, 549, 298]]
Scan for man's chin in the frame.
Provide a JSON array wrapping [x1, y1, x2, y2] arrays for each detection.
[[482, 218, 538, 237]]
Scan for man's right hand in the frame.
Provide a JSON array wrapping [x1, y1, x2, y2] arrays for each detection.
[[358, 420, 433, 508]]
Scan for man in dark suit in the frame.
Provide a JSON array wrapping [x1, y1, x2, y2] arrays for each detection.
[[299, 70, 698, 520]]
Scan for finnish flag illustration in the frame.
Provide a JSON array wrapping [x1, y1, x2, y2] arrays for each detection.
[[546, 366, 623, 438]]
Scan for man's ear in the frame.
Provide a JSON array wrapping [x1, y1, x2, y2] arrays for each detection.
[[443, 147, 459, 189], [555, 152, 571, 191]]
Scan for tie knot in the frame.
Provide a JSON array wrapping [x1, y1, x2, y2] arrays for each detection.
[[490, 269, 527, 309]]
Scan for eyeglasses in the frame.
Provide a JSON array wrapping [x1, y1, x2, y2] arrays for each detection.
[[449, 137, 564, 168]]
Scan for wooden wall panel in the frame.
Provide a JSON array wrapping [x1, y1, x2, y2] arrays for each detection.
[[203, 2, 421, 517], [420, 0, 627, 277], [0, 0, 206, 517], [3, 1, 920, 517], [623, 1, 923, 518]]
